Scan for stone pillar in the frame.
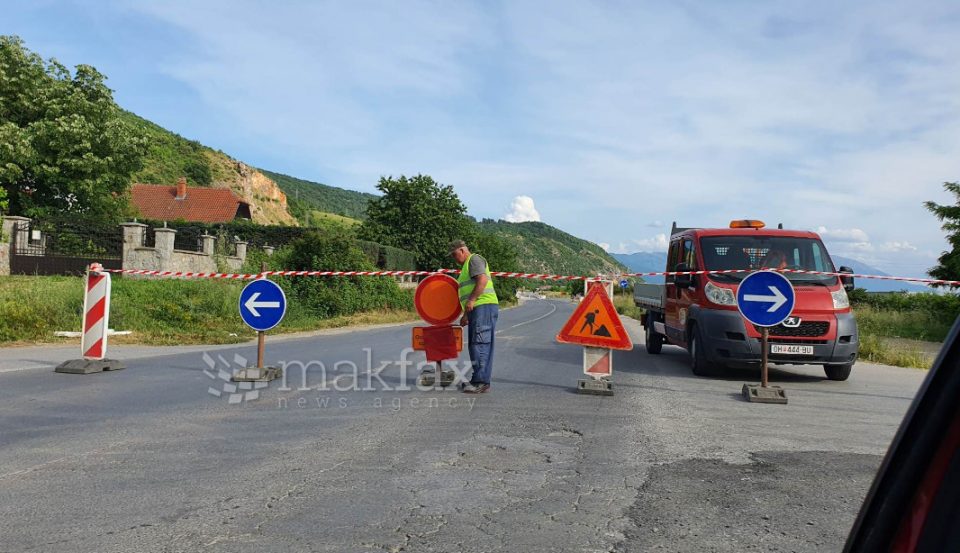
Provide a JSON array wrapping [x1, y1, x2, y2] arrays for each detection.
[[200, 234, 216, 256], [2, 216, 31, 244], [154, 227, 177, 271], [121, 222, 147, 248], [263, 245, 275, 256], [235, 241, 248, 261], [120, 222, 148, 270]]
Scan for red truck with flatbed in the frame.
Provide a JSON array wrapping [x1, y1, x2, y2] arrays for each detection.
[[635, 220, 858, 380]]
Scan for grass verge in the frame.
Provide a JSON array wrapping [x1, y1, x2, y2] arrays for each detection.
[[853, 305, 953, 343], [852, 305, 948, 369], [613, 294, 644, 320], [857, 333, 933, 370], [0, 275, 417, 347]]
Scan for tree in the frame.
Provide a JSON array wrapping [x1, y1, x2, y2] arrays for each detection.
[[924, 182, 960, 288], [472, 228, 522, 300], [359, 174, 475, 270], [0, 35, 146, 219], [184, 159, 212, 186]]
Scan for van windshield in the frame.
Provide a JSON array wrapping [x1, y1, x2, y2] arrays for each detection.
[[700, 236, 838, 285]]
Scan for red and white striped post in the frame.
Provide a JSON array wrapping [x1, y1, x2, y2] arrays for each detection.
[[82, 263, 111, 359], [55, 263, 126, 374]]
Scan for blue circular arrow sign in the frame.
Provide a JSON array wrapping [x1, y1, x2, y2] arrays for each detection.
[[736, 271, 795, 327], [619, 279, 629, 288], [239, 279, 287, 331]]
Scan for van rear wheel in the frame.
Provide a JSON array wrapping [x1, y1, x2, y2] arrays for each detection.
[[824, 362, 853, 381], [645, 321, 663, 354]]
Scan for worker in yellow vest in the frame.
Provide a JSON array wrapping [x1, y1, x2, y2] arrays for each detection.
[[449, 239, 499, 394]]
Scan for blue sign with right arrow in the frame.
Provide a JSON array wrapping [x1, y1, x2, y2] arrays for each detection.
[[736, 271, 795, 327]]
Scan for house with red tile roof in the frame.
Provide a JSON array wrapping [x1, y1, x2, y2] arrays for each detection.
[[131, 177, 252, 223]]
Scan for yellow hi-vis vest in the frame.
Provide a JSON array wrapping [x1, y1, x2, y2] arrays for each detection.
[[458, 254, 498, 310]]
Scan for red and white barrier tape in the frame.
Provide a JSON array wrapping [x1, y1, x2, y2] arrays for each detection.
[[103, 267, 956, 287]]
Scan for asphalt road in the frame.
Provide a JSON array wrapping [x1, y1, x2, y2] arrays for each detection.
[[0, 299, 928, 552]]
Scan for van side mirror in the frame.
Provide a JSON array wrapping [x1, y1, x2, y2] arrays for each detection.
[[674, 263, 692, 288], [839, 266, 855, 292]]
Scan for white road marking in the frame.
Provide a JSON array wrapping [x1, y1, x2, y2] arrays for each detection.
[[499, 301, 558, 332]]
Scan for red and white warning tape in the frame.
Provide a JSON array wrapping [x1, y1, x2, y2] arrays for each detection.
[[102, 266, 956, 287], [107, 268, 447, 280]]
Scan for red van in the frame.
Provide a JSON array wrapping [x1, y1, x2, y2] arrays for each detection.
[[635, 220, 858, 380]]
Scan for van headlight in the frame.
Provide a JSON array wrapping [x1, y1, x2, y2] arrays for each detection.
[[831, 289, 850, 309], [705, 281, 736, 306]]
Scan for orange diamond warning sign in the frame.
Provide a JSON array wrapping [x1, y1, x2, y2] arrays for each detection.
[[556, 282, 633, 350]]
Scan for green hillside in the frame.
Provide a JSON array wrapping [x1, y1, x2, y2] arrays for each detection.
[[260, 169, 376, 221], [120, 111, 231, 186], [478, 220, 626, 276]]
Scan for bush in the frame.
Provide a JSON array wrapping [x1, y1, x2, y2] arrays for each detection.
[[849, 291, 960, 342], [381, 244, 416, 271], [183, 160, 212, 186], [283, 231, 411, 317], [850, 291, 960, 319], [354, 239, 383, 269]]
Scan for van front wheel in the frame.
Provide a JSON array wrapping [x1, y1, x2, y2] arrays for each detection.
[[824, 363, 853, 381], [690, 325, 718, 377]]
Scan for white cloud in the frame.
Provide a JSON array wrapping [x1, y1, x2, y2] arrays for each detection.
[[597, 242, 611, 252], [880, 241, 918, 252], [815, 226, 871, 243], [611, 234, 670, 254], [503, 195, 542, 223]]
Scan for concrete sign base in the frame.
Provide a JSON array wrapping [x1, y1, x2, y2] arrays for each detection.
[[577, 378, 613, 396], [55, 358, 126, 374], [232, 366, 283, 382], [742, 384, 788, 404]]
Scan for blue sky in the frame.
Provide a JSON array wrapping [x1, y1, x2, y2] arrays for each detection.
[[6, 0, 960, 277]]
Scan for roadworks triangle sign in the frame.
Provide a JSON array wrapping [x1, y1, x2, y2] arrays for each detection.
[[556, 282, 633, 350]]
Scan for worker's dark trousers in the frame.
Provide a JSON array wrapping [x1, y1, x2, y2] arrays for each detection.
[[467, 304, 499, 385]]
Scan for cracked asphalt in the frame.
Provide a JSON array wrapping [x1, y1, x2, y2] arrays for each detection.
[[0, 299, 927, 552]]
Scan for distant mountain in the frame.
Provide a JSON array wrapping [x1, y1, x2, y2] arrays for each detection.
[[830, 256, 932, 293], [612, 252, 666, 284], [613, 252, 932, 292]]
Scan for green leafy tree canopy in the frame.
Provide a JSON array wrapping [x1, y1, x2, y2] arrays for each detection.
[[924, 182, 960, 288], [359, 174, 475, 270], [0, 35, 146, 219]]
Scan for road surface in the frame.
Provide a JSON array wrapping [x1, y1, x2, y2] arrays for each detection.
[[0, 299, 927, 552]]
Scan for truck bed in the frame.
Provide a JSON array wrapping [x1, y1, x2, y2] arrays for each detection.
[[634, 283, 665, 310]]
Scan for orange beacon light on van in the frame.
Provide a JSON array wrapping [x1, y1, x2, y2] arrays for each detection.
[[729, 219, 765, 229]]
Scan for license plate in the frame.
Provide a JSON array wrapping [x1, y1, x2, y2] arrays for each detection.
[[771, 344, 814, 355]]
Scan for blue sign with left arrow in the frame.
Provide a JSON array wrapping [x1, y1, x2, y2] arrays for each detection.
[[736, 271, 795, 327], [239, 279, 287, 331], [619, 279, 629, 289]]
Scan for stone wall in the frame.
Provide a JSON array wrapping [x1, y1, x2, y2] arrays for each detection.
[[121, 223, 248, 274], [0, 243, 9, 276]]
